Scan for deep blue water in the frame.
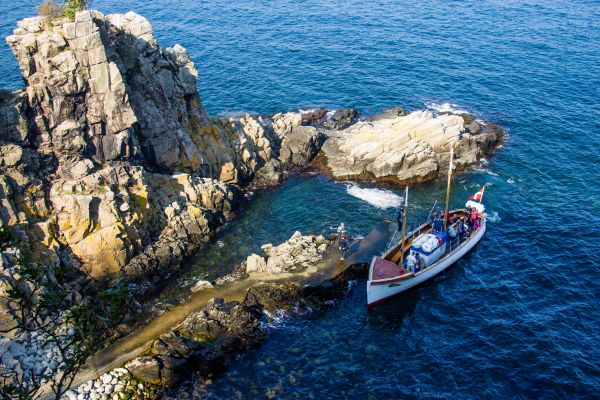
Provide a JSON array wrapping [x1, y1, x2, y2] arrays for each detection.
[[2, 1, 600, 399]]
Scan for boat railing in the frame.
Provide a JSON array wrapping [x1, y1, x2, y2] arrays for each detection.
[[447, 235, 460, 252]]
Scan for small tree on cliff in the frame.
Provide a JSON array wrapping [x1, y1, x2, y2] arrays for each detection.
[[37, 0, 63, 22], [37, 0, 93, 21], [63, 0, 92, 20], [0, 225, 130, 399]]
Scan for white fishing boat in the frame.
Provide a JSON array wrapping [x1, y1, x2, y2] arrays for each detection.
[[367, 147, 488, 307]]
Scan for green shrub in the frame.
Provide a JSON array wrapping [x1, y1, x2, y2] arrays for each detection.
[[37, 0, 63, 22], [63, 0, 92, 20]]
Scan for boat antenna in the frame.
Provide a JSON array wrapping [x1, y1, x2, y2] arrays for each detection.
[[398, 186, 409, 269], [426, 200, 438, 222], [443, 145, 455, 232]]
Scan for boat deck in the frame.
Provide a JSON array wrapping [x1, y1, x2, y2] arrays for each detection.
[[370, 256, 410, 281]]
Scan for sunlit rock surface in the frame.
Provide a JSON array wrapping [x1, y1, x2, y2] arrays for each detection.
[[321, 110, 501, 183]]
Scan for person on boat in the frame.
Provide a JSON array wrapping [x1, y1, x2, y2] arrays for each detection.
[[471, 209, 480, 229], [448, 225, 457, 238], [433, 215, 443, 233], [458, 219, 466, 240], [396, 207, 404, 232], [414, 253, 422, 272], [431, 210, 441, 226], [463, 217, 471, 237], [406, 251, 417, 272], [338, 232, 348, 260]]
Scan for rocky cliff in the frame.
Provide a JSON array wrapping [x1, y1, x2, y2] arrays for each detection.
[[0, 10, 502, 284], [0, 11, 325, 281]]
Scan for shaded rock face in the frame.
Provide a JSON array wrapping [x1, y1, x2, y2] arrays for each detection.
[[323, 108, 359, 130], [127, 299, 265, 387], [7, 10, 328, 185], [321, 110, 502, 184], [363, 106, 407, 122], [50, 165, 237, 279]]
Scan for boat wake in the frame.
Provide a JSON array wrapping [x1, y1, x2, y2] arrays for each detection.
[[346, 184, 403, 209]]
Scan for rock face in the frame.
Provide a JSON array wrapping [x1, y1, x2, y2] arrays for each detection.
[[127, 266, 360, 389], [0, 11, 327, 280], [126, 298, 265, 387], [321, 110, 501, 183], [243, 231, 329, 274]]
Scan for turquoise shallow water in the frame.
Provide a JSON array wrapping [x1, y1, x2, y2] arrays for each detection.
[[2, 0, 600, 398]]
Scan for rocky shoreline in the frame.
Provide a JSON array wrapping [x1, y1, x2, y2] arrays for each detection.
[[0, 8, 503, 398], [60, 232, 351, 399]]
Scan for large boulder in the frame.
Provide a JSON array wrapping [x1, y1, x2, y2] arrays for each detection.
[[125, 357, 161, 384], [363, 106, 407, 122], [320, 110, 502, 184], [323, 108, 359, 130], [242, 231, 329, 275]]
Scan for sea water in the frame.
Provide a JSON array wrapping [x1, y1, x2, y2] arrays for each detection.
[[1, 0, 599, 398]]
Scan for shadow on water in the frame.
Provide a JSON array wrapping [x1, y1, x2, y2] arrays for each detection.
[[366, 236, 485, 330], [66, 219, 396, 391]]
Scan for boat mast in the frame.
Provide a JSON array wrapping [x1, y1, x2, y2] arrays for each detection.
[[443, 145, 454, 232], [399, 186, 409, 269]]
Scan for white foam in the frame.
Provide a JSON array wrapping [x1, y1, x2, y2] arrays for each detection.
[[346, 184, 403, 209], [299, 108, 319, 114], [507, 177, 515, 184], [486, 211, 501, 222], [473, 167, 500, 177], [426, 102, 469, 115]]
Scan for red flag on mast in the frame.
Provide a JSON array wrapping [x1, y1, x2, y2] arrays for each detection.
[[469, 187, 485, 201]]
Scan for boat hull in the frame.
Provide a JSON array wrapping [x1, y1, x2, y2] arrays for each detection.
[[367, 219, 486, 307]]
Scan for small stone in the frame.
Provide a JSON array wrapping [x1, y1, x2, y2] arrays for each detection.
[[190, 280, 214, 293], [64, 390, 77, 400]]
